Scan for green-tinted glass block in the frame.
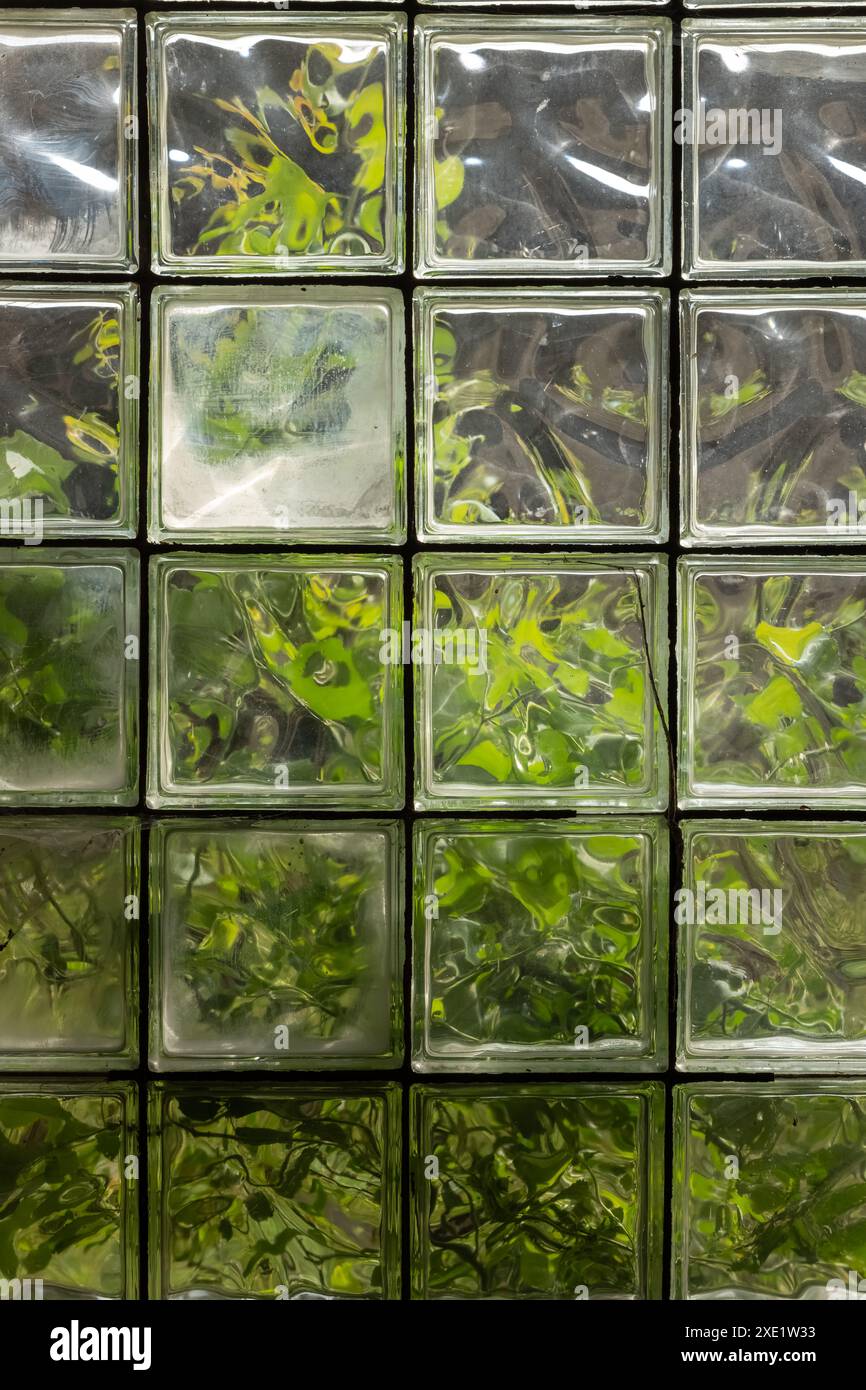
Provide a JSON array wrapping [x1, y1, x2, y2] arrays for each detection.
[[674, 1082, 866, 1300], [0, 1081, 138, 1299], [413, 818, 668, 1072], [411, 1083, 664, 1300], [149, 1083, 401, 1300]]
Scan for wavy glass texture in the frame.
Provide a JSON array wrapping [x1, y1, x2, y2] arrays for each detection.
[[0, 13, 136, 271], [148, 555, 402, 809], [685, 23, 866, 277], [151, 820, 402, 1069], [682, 293, 866, 543], [679, 560, 866, 808], [0, 550, 139, 806], [149, 15, 404, 274], [678, 823, 866, 1071], [413, 819, 667, 1071], [416, 19, 669, 276], [0, 1084, 138, 1299], [674, 1084, 866, 1300], [414, 554, 668, 810], [149, 1086, 401, 1300], [151, 288, 404, 543], [412, 1084, 664, 1300], [416, 290, 667, 543]]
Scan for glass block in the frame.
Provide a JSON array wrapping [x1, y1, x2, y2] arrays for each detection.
[[411, 1083, 664, 1300], [415, 17, 671, 278], [681, 289, 866, 544], [0, 818, 138, 1071], [149, 286, 404, 544], [151, 818, 403, 1070], [149, 1082, 401, 1300], [683, 20, 866, 279], [413, 818, 667, 1073], [0, 285, 138, 540], [148, 553, 403, 809], [0, 11, 137, 272], [679, 557, 866, 808], [147, 12, 406, 276], [414, 552, 669, 810], [415, 288, 669, 544], [674, 1082, 866, 1300], [678, 820, 866, 1072], [0, 548, 139, 807], [0, 1081, 138, 1299]]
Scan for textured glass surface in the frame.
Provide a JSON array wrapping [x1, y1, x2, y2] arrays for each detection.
[[0, 11, 137, 271], [150, 286, 404, 543], [679, 558, 866, 808], [151, 819, 403, 1069], [674, 1083, 866, 1300], [0, 1082, 138, 1299], [148, 553, 403, 809], [414, 553, 668, 810], [684, 21, 866, 278], [149, 1084, 401, 1300], [0, 549, 139, 806], [412, 1083, 664, 1300], [148, 12, 405, 275], [415, 17, 671, 277], [678, 822, 866, 1072], [415, 288, 668, 543], [681, 291, 866, 544]]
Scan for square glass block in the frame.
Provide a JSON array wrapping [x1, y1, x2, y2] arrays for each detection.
[[411, 1083, 664, 1300], [415, 17, 671, 279], [681, 289, 866, 545], [0, 818, 138, 1071], [413, 552, 669, 810], [150, 818, 403, 1070], [148, 553, 403, 809], [683, 21, 866, 279], [147, 12, 406, 276], [679, 557, 866, 809], [415, 288, 669, 544], [413, 818, 668, 1072], [0, 285, 138, 539], [149, 286, 405, 544], [674, 1082, 866, 1301], [678, 820, 866, 1073], [0, 548, 139, 807], [149, 1083, 401, 1300], [0, 1082, 138, 1299], [0, 11, 137, 272]]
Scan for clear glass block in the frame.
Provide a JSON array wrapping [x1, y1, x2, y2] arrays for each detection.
[[411, 1082, 664, 1300], [413, 818, 668, 1072], [0, 1081, 138, 1299], [0, 285, 138, 539], [674, 1082, 866, 1300], [147, 11, 406, 276], [681, 289, 866, 544], [148, 553, 403, 809], [0, 11, 137, 272], [414, 552, 669, 810], [415, 17, 671, 279], [678, 820, 866, 1073], [150, 818, 403, 1070], [0, 548, 139, 807], [679, 557, 866, 809], [683, 20, 866, 279], [415, 288, 669, 544], [0, 818, 138, 1071], [149, 1082, 401, 1300], [149, 285, 405, 544]]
